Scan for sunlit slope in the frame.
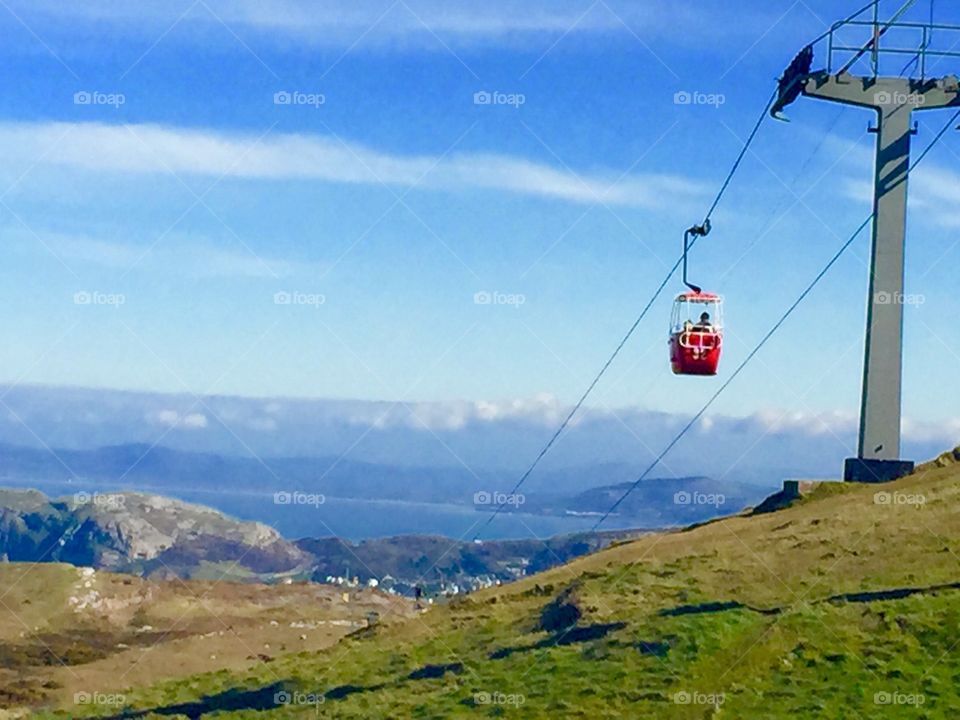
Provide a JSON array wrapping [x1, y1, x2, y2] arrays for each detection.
[[0, 565, 412, 717], [39, 447, 960, 719]]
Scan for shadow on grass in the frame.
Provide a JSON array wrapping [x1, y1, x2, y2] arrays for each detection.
[[99, 681, 390, 718], [659, 600, 780, 617], [407, 662, 464, 680], [100, 682, 291, 719], [489, 621, 627, 660], [101, 663, 472, 718]]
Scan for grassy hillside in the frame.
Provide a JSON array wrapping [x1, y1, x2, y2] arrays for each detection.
[[0, 565, 414, 717], [25, 449, 960, 718]]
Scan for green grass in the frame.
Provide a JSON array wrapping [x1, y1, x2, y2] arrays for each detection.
[[27, 449, 960, 718]]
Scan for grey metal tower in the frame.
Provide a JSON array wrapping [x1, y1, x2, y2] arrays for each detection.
[[773, 2, 960, 482]]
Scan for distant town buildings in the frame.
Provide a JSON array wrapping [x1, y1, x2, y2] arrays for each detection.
[[321, 562, 523, 598]]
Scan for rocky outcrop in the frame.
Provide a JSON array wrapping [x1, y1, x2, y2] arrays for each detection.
[[924, 446, 960, 469], [0, 489, 309, 579]]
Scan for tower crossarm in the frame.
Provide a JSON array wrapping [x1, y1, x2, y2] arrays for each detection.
[[802, 71, 960, 110]]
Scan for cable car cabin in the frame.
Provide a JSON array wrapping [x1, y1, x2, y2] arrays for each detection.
[[669, 292, 723, 376]]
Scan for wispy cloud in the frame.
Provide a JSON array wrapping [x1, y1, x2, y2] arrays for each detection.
[[0, 0, 795, 60], [910, 165, 960, 228], [828, 132, 960, 229], [843, 166, 960, 229], [0, 385, 954, 480], [0, 121, 708, 209], [150, 408, 209, 429], [11, 0, 658, 43], [7, 228, 320, 279]]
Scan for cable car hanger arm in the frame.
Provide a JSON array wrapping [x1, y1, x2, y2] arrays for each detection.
[[682, 219, 710, 294]]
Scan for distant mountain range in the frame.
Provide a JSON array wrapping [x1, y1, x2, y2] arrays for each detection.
[[0, 441, 505, 505], [0, 476, 768, 592], [0, 488, 643, 592], [517, 475, 760, 526], [0, 441, 768, 515]]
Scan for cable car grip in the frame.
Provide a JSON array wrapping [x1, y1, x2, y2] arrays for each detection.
[[682, 219, 711, 294]]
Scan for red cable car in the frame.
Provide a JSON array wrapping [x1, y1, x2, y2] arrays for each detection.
[[669, 291, 723, 376], [669, 220, 723, 376]]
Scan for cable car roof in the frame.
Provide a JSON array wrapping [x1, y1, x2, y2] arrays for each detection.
[[674, 291, 722, 302]]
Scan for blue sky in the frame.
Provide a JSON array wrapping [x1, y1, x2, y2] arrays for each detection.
[[0, 0, 958, 441]]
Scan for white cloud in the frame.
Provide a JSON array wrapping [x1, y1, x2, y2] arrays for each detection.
[[337, 394, 575, 431], [0, 121, 707, 209], [841, 178, 873, 205], [246, 416, 278, 431], [410, 393, 570, 430], [150, 409, 209, 429], [52, 234, 142, 268], [9, 0, 795, 50], [366, 398, 956, 449], [902, 417, 960, 445], [7, 228, 319, 279], [11, 0, 663, 43], [211, 0, 629, 37], [843, 164, 960, 229], [186, 243, 317, 279], [910, 165, 960, 228], [749, 408, 857, 437], [830, 131, 960, 229], [4, 385, 955, 476], [335, 397, 856, 442]]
